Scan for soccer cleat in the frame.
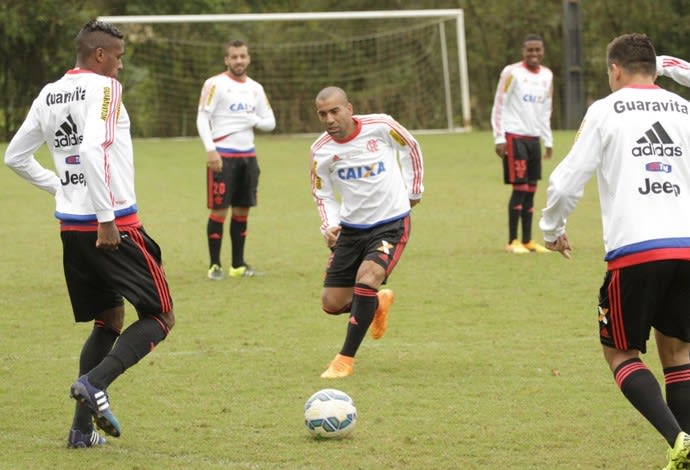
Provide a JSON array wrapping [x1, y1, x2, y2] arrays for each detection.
[[229, 264, 265, 278], [70, 375, 121, 438], [505, 239, 530, 254], [370, 289, 395, 340], [207, 264, 225, 280], [664, 432, 690, 470], [67, 429, 106, 448], [320, 354, 354, 379], [523, 240, 551, 253]]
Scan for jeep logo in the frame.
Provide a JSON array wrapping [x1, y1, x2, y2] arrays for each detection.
[[60, 170, 86, 186], [638, 177, 680, 197]]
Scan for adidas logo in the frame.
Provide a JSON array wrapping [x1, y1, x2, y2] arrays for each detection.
[[632, 121, 682, 157], [54, 114, 83, 148]]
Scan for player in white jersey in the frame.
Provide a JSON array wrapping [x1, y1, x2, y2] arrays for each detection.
[[196, 39, 276, 280], [540, 34, 690, 469], [4, 20, 175, 448], [310, 86, 424, 378], [491, 34, 553, 254]]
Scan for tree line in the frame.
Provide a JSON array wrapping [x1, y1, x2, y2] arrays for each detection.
[[2, 0, 689, 140]]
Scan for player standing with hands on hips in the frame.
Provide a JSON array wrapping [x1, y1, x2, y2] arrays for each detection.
[[491, 34, 553, 254], [310, 86, 424, 378], [4, 20, 175, 447], [197, 39, 276, 280], [540, 33, 690, 469]]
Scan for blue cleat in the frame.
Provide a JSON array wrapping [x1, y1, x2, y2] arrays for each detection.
[[67, 428, 106, 448], [70, 375, 121, 438]]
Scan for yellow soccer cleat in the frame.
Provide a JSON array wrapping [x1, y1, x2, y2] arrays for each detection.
[[505, 239, 529, 254], [523, 240, 551, 253], [320, 354, 354, 379], [664, 432, 690, 470], [370, 289, 395, 340], [207, 264, 225, 280], [229, 264, 265, 278]]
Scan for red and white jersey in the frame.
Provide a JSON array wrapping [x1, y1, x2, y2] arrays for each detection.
[[310, 114, 424, 233], [657, 55, 690, 87], [4, 68, 137, 224], [540, 84, 690, 269], [196, 72, 275, 154], [491, 61, 553, 147]]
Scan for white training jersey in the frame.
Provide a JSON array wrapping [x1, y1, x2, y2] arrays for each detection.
[[657, 55, 690, 87], [196, 72, 276, 155], [4, 68, 136, 224], [491, 61, 553, 147], [540, 84, 690, 269], [310, 114, 424, 233]]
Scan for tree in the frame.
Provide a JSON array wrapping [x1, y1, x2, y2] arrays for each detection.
[[0, 1, 94, 140], [2, 0, 690, 139]]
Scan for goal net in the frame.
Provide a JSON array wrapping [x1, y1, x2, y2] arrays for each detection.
[[98, 10, 470, 138]]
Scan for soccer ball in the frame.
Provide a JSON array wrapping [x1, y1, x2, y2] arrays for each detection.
[[304, 388, 357, 438]]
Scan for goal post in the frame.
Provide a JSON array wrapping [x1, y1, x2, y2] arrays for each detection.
[[98, 9, 471, 137]]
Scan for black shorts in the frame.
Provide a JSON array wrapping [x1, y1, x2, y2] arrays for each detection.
[[207, 157, 260, 209], [61, 227, 173, 322], [598, 260, 690, 353], [324, 216, 411, 288], [502, 133, 542, 184]]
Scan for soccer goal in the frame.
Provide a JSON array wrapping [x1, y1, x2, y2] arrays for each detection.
[[98, 10, 470, 138]]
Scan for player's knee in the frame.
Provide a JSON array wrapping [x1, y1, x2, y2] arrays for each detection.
[[151, 310, 175, 334], [96, 305, 125, 333], [210, 208, 228, 220], [356, 265, 385, 288], [321, 296, 350, 315]]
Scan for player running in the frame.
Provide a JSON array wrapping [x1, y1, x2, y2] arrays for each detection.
[[310, 86, 424, 378]]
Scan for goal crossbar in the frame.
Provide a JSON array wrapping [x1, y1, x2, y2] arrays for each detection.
[[98, 10, 471, 132], [98, 9, 465, 24]]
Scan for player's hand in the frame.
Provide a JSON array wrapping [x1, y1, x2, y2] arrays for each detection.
[[324, 226, 341, 249], [96, 221, 121, 251], [207, 150, 222, 173], [494, 143, 506, 158], [544, 147, 553, 160], [545, 233, 572, 259], [246, 113, 260, 128], [410, 198, 421, 208]]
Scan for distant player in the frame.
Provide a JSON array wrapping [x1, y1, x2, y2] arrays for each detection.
[[310, 86, 424, 378], [491, 34, 553, 254], [196, 39, 276, 280]]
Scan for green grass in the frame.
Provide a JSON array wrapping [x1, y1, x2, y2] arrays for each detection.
[[0, 131, 669, 469]]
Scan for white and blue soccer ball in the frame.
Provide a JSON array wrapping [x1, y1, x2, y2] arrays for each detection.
[[304, 388, 357, 438]]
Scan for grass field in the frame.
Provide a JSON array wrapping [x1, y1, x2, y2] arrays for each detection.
[[0, 130, 672, 469]]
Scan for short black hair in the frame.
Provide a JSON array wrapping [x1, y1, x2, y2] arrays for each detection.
[[225, 39, 248, 56], [607, 33, 656, 76], [523, 34, 544, 46]]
